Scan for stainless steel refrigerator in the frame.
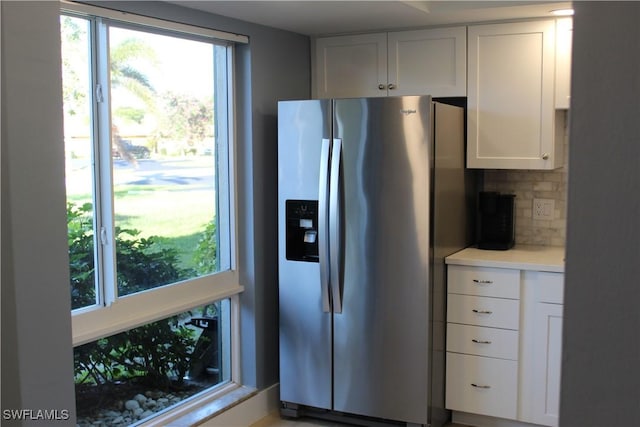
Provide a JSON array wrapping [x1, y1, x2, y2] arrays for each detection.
[[278, 95, 474, 426]]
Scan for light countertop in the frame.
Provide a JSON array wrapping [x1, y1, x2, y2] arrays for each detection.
[[445, 245, 565, 273]]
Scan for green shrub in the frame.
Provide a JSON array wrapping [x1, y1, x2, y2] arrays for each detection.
[[68, 202, 217, 389], [193, 220, 218, 275], [67, 203, 96, 309]]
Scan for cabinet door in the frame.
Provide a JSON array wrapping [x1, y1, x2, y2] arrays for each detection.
[[555, 18, 572, 109], [387, 27, 466, 96], [531, 302, 563, 427], [315, 33, 387, 98], [467, 20, 560, 169]]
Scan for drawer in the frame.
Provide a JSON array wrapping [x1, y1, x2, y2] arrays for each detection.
[[446, 352, 518, 419], [448, 265, 520, 299], [447, 294, 519, 329], [447, 323, 518, 360]]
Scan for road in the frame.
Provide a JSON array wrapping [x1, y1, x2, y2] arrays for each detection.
[[113, 157, 215, 189], [66, 156, 215, 196]]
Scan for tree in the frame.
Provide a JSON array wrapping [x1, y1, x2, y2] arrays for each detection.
[[109, 33, 159, 162], [109, 36, 157, 105], [60, 16, 91, 135], [61, 17, 160, 163], [161, 92, 214, 155]]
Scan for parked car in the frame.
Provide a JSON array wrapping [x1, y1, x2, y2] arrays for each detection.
[[112, 140, 151, 159]]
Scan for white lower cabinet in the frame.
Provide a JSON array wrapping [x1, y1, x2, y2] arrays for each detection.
[[446, 353, 518, 419], [447, 294, 519, 329], [445, 265, 520, 421], [530, 303, 563, 426], [446, 262, 564, 427], [520, 271, 564, 427], [447, 323, 518, 360]]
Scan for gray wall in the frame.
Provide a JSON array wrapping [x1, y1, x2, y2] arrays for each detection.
[[1, 1, 309, 423], [1, 2, 77, 425], [561, 2, 640, 426]]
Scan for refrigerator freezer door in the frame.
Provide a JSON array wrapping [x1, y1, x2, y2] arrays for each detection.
[[278, 100, 333, 409], [332, 96, 433, 424]]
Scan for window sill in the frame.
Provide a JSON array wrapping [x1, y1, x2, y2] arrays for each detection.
[[138, 382, 257, 427]]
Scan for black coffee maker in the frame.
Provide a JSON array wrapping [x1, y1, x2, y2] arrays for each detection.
[[477, 192, 515, 250]]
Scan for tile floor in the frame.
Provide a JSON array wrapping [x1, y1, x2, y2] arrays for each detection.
[[250, 412, 467, 427], [250, 413, 348, 426]]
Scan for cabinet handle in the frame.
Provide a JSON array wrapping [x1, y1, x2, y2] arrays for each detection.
[[378, 84, 386, 90], [472, 279, 493, 284], [471, 383, 491, 389], [472, 339, 492, 344], [472, 309, 493, 314], [542, 152, 550, 160], [388, 83, 396, 90]]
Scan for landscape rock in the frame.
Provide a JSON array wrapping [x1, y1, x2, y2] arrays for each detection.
[[134, 394, 147, 403], [124, 400, 140, 411]]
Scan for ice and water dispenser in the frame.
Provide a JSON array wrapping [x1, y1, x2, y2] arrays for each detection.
[[285, 200, 319, 262]]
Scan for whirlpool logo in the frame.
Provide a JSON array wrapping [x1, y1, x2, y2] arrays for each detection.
[[400, 109, 417, 116]]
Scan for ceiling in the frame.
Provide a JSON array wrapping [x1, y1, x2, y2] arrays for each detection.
[[168, 1, 573, 36]]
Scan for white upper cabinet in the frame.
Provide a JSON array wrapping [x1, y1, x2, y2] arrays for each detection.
[[555, 18, 573, 109], [314, 27, 466, 99], [467, 20, 563, 170], [315, 33, 388, 98], [387, 27, 467, 97]]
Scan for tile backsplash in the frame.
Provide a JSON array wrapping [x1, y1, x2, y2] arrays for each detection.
[[482, 124, 569, 247]]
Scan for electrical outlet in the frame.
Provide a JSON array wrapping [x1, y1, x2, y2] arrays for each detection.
[[533, 198, 555, 220]]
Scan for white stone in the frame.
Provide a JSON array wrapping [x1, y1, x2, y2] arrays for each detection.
[[124, 400, 140, 410], [141, 410, 155, 419], [134, 393, 147, 403]]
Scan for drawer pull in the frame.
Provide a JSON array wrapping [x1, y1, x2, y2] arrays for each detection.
[[472, 309, 493, 314], [471, 383, 491, 389], [472, 279, 493, 284], [472, 339, 492, 344]]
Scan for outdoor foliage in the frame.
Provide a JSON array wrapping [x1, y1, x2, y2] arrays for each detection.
[[74, 317, 196, 389], [63, 16, 221, 395], [67, 203, 191, 308], [68, 203, 96, 309], [160, 92, 214, 155], [193, 220, 218, 276], [69, 202, 217, 389]]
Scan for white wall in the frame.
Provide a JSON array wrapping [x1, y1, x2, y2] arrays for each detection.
[[561, 2, 640, 426]]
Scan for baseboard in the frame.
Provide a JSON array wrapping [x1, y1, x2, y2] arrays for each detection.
[[199, 383, 280, 427], [452, 411, 546, 427]]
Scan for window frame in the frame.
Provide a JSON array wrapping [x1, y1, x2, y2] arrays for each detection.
[[60, 2, 245, 360]]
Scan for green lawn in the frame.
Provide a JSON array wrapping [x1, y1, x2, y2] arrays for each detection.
[[68, 184, 215, 270], [116, 185, 214, 269]]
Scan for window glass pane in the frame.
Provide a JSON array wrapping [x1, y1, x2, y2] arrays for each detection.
[[74, 299, 232, 426], [107, 27, 223, 297], [61, 15, 98, 310]]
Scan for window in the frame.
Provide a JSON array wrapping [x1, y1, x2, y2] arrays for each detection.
[[60, 4, 245, 424]]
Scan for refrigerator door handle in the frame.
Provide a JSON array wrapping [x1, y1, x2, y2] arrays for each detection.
[[318, 138, 332, 313], [329, 138, 343, 314]]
